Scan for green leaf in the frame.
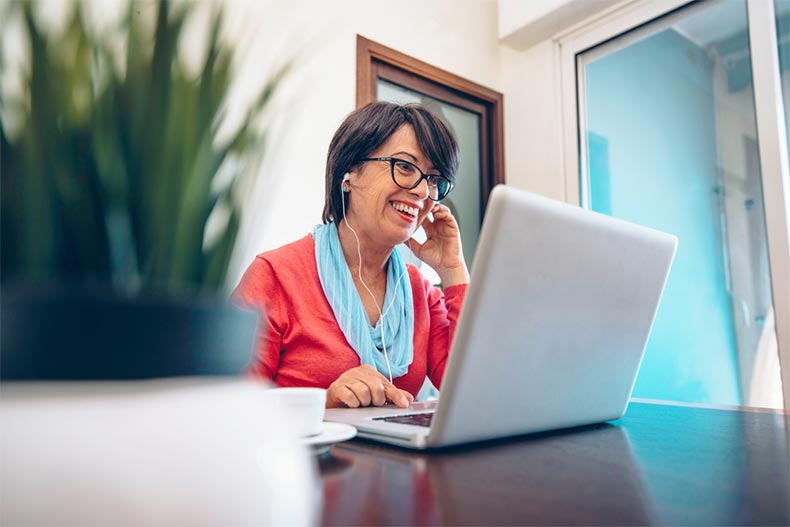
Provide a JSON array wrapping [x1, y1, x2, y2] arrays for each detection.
[[2, 0, 290, 296]]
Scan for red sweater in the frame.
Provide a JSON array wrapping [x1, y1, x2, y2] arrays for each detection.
[[233, 234, 467, 397]]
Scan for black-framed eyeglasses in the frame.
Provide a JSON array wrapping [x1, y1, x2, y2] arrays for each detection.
[[359, 157, 454, 201]]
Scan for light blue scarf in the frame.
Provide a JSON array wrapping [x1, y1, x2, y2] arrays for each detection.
[[313, 222, 414, 378]]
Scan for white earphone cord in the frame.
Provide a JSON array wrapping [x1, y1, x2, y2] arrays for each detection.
[[341, 180, 409, 385]]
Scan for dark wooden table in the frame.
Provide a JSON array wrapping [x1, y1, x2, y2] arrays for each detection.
[[319, 400, 789, 526]]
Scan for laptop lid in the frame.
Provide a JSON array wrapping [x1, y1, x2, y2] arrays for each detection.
[[426, 185, 677, 446]]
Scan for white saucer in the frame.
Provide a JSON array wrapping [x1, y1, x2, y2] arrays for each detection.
[[300, 422, 357, 455]]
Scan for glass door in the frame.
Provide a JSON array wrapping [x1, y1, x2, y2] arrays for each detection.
[[578, 0, 782, 407]]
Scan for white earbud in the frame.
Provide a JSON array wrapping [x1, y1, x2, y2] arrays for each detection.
[[341, 173, 350, 192]]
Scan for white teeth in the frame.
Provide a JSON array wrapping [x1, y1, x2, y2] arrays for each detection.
[[391, 201, 418, 217]]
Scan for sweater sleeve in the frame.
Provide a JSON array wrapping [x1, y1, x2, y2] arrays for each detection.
[[426, 282, 467, 389], [232, 256, 287, 381]]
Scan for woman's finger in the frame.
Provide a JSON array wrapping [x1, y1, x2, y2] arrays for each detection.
[[331, 385, 361, 408], [433, 208, 456, 227], [427, 208, 450, 226], [383, 383, 410, 408], [422, 219, 439, 238], [358, 376, 387, 406], [347, 380, 372, 407], [432, 204, 448, 216]]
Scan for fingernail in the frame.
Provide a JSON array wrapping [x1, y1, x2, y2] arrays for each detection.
[[400, 396, 408, 407]]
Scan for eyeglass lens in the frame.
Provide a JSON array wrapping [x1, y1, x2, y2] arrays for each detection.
[[390, 159, 451, 201]]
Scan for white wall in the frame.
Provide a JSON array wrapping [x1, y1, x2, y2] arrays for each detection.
[[501, 42, 565, 201], [224, 0, 503, 287]]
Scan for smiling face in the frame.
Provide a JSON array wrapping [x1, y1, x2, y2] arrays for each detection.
[[343, 125, 437, 249]]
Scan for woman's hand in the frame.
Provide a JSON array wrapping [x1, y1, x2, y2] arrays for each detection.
[[406, 204, 470, 287], [326, 365, 415, 409]]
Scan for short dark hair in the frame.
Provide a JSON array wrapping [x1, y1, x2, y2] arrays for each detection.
[[322, 102, 459, 223]]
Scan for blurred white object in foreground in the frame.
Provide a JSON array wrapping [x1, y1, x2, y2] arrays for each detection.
[[1, 378, 318, 526]]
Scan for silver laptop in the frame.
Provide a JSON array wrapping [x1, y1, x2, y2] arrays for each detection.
[[324, 185, 677, 449]]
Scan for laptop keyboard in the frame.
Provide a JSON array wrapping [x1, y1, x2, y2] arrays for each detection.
[[373, 412, 434, 427]]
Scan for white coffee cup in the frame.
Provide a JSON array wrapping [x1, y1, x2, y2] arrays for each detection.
[[265, 387, 326, 437]]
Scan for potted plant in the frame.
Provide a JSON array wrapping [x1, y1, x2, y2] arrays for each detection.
[[0, 1, 289, 379], [0, 2, 317, 524]]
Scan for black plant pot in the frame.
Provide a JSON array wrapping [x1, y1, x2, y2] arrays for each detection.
[[0, 286, 258, 381]]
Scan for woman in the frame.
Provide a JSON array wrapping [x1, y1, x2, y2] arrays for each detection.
[[233, 102, 469, 409]]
